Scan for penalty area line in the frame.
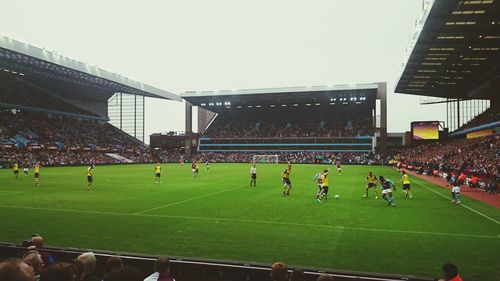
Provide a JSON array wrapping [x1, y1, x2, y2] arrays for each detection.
[[413, 179, 500, 225], [133, 185, 244, 215], [0, 204, 497, 239]]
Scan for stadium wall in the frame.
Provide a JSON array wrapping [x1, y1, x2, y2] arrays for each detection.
[[0, 243, 434, 281]]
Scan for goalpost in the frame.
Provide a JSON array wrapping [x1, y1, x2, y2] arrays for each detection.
[[252, 154, 279, 164]]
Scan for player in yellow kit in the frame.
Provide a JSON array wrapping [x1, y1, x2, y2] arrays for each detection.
[[13, 161, 19, 180], [87, 164, 94, 191], [363, 171, 379, 199], [34, 162, 41, 187], [282, 164, 292, 196], [154, 162, 162, 183], [316, 169, 330, 203], [401, 170, 413, 198]]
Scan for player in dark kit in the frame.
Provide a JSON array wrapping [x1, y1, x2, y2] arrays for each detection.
[[192, 161, 198, 178], [336, 160, 342, 175], [379, 176, 395, 207]]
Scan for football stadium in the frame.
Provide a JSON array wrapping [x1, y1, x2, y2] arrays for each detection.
[[0, 1, 499, 281]]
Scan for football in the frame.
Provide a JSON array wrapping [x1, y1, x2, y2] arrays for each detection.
[[334, 194, 340, 199]]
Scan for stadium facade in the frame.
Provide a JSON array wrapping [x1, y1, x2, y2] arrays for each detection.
[[176, 83, 388, 156]]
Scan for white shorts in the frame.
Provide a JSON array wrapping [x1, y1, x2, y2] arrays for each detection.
[[452, 186, 460, 193], [382, 188, 392, 194], [24, 168, 28, 172]]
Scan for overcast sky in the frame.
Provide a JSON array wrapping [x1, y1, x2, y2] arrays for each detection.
[[0, 0, 446, 142]]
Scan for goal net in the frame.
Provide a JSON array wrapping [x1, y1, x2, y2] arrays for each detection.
[[252, 154, 279, 164]]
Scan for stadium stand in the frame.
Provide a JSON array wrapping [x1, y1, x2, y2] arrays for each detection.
[[0, 110, 153, 166], [180, 84, 387, 159], [202, 106, 373, 138], [0, 35, 180, 167], [397, 134, 499, 178], [455, 107, 499, 131]]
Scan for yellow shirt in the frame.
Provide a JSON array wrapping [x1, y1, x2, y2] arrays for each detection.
[[282, 169, 290, 178], [402, 174, 410, 184], [13, 163, 18, 171], [321, 174, 329, 186], [367, 175, 377, 184], [155, 165, 161, 173], [34, 165, 40, 173], [87, 167, 93, 177]]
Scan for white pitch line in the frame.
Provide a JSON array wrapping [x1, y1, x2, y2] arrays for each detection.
[[133, 185, 244, 215], [0, 191, 24, 195], [413, 179, 500, 225], [0, 204, 497, 239]]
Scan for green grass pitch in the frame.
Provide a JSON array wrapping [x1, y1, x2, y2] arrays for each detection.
[[0, 163, 499, 280]]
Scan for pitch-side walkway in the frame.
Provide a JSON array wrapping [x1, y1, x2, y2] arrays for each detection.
[[405, 170, 500, 208]]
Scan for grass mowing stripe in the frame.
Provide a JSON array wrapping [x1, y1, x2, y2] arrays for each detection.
[[0, 204, 497, 239], [412, 179, 500, 225], [133, 185, 244, 215], [0, 191, 24, 194]]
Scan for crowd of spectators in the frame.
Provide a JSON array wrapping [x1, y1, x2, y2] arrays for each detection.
[[202, 107, 374, 138], [396, 134, 500, 178], [0, 109, 153, 166], [456, 107, 499, 131], [0, 235, 176, 281], [190, 151, 385, 165], [0, 235, 463, 281], [0, 110, 140, 150]]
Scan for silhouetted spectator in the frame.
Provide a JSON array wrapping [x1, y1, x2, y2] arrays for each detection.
[[104, 256, 123, 277], [270, 262, 288, 281], [290, 268, 305, 281], [0, 258, 35, 281], [439, 263, 463, 281], [23, 253, 44, 281], [104, 265, 143, 281], [144, 256, 175, 281], [68, 259, 85, 281], [39, 262, 77, 281]]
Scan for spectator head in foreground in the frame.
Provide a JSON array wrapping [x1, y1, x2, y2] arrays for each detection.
[[30, 236, 44, 249], [23, 253, 44, 278], [316, 274, 335, 281], [154, 256, 171, 276], [0, 258, 35, 281], [290, 268, 304, 281], [104, 256, 123, 276], [77, 252, 96, 272], [68, 259, 85, 281], [144, 256, 174, 281], [39, 262, 77, 281], [104, 265, 143, 281], [77, 252, 99, 281], [270, 262, 288, 281], [440, 263, 462, 281], [24, 235, 55, 266]]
